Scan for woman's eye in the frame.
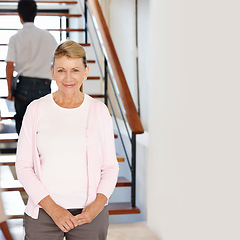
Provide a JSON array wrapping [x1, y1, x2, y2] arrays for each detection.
[[58, 68, 66, 73], [72, 69, 80, 72]]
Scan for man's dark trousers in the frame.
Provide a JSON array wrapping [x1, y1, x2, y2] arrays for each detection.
[[14, 76, 51, 134]]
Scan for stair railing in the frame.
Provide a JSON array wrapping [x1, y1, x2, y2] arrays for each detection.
[[79, 0, 144, 208]]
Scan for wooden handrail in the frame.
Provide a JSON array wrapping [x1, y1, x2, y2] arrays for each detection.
[[87, 0, 144, 134]]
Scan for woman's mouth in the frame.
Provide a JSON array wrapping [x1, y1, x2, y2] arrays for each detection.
[[63, 83, 75, 88]]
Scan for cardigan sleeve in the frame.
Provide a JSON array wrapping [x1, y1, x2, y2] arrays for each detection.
[[96, 103, 119, 199], [16, 100, 49, 206]]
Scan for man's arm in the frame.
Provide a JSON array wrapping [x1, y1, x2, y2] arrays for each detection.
[[6, 61, 14, 100]]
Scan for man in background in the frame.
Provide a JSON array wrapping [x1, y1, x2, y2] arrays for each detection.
[[6, 0, 58, 134]]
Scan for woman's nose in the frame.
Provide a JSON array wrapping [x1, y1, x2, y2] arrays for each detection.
[[65, 71, 72, 81]]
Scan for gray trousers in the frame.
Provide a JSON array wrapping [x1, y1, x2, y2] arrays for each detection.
[[24, 207, 109, 240]]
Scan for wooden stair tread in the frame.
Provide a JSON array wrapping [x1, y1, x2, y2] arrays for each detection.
[[1, 180, 24, 192], [86, 60, 96, 64], [79, 43, 90, 47], [108, 202, 141, 215], [47, 28, 84, 32], [116, 177, 131, 187], [0, 12, 82, 17], [87, 76, 100, 80], [0, 60, 95, 64], [89, 94, 105, 99], [0, 116, 15, 120], [0, 98, 15, 118], [0, 154, 16, 166], [117, 155, 124, 162], [5, 202, 140, 219], [0, 0, 78, 3], [0, 154, 124, 166], [1, 177, 130, 192], [0, 28, 84, 32], [0, 112, 15, 119], [1, 191, 25, 219], [6, 214, 24, 219], [0, 133, 18, 143], [0, 165, 15, 181], [0, 43, 91, 46]]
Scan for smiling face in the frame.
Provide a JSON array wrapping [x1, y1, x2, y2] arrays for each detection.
[[51, 55, 89, 97]]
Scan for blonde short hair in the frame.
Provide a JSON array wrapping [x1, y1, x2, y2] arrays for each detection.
[[53, 40, 87, 67]]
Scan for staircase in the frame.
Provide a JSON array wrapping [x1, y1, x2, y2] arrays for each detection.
[[0, 0, 143, 225]]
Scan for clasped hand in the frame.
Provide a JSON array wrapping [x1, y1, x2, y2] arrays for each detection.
[[51, 202, 104, 232], [75, 201, 105, 227], [40, 194, 107, 233]]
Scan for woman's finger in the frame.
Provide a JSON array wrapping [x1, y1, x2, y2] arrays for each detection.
[[59, 224, 69, 233], [75, 214, 86, 226], [77, 219, 86, 226], [70, 215, 79, 227], [64, 221, 73, 232]]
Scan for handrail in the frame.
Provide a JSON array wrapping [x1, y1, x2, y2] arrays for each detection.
[[87, 0, 144, 134]]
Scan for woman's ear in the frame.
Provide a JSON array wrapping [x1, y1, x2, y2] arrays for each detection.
[[51, 65, 55, 80], [84, 65, 89, 81]]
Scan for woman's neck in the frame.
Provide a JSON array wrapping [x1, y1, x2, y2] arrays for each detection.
[[52, 91, 84, 108]]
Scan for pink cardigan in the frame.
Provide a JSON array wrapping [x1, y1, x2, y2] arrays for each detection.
[[16, 95, 119, 219]]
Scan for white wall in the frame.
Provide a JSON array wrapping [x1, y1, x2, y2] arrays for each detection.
[[148, 0, 240, 239], [101, 0, 150, 130], [138, 0, 150, 130], [108, 0, 137, 102]]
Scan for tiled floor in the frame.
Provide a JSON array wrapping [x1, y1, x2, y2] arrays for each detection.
[[107, 222, 160, 240], [0, 220, 160, 240]]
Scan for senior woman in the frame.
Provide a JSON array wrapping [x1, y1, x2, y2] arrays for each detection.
[[16, 40, 119, 240]]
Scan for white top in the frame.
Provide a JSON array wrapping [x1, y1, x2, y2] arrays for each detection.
[[6, 22, 58, 79], [36, 94, 89, 209]]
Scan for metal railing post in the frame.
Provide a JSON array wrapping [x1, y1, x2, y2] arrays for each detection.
[[131, 134, 136, 207], [84, 0, 88, 43], [66, 17, 69, 39], [104, 57, 108, 106], [59, 17, 62, 42]]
